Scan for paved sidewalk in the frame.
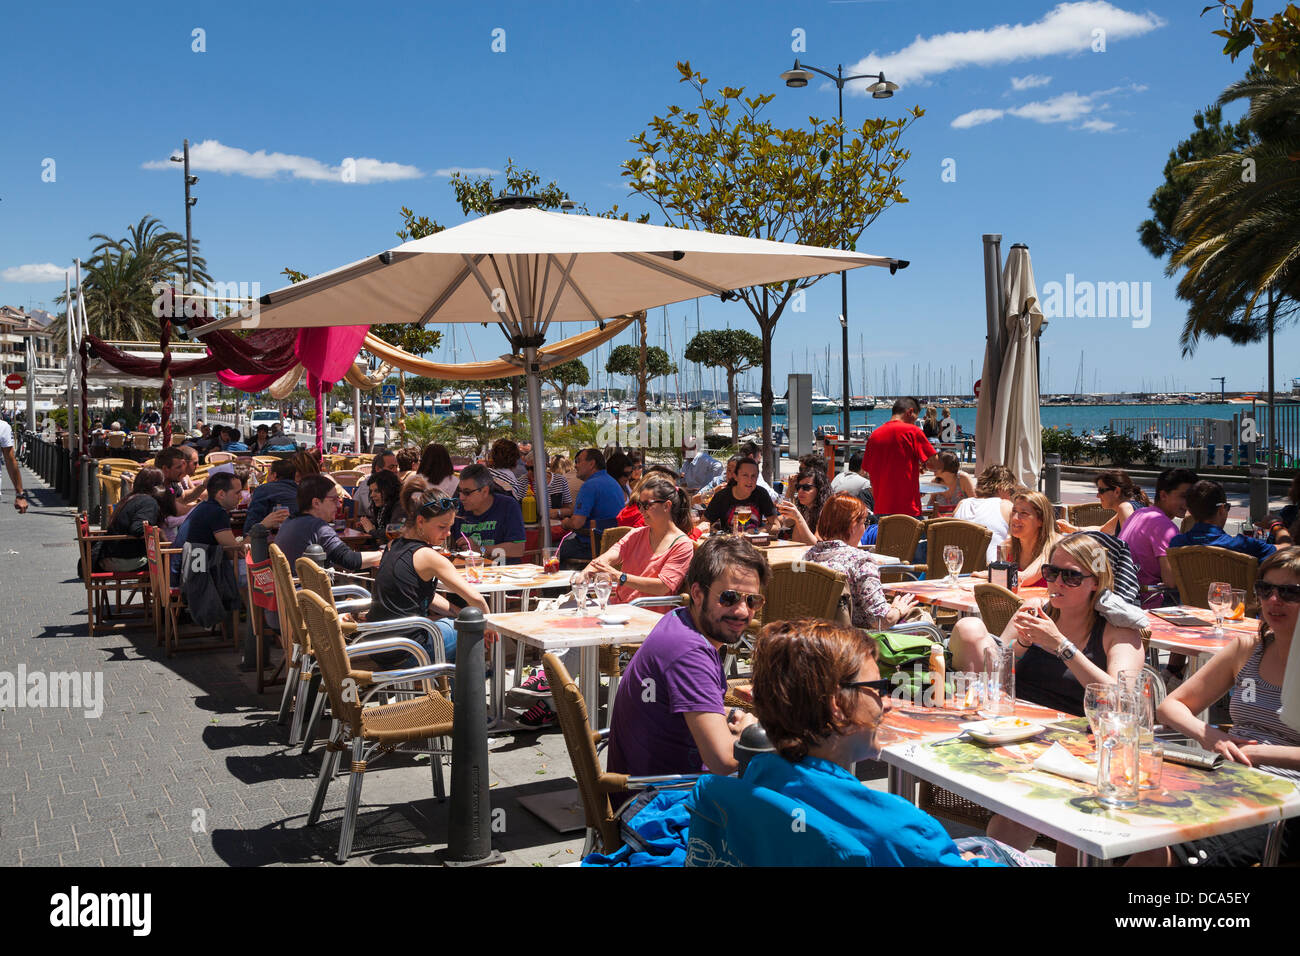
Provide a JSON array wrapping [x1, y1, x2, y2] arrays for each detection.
[[0, 461, 587, 866]]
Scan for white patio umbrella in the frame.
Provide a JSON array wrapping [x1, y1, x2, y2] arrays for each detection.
[[977, 244, 1047, 490], [197, 206, 905, 548]]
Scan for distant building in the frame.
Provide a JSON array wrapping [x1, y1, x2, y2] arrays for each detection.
[[0, 305, 62, 378]]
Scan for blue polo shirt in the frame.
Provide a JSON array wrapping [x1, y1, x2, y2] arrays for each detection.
[[574, 468, 624, 535], [1169, 522, 1276, 562]]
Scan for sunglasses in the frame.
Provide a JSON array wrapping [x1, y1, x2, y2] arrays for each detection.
[[1255, 581, 1300, 604], [1042, 564, 1092, 587], [797, 483, 815, 492], [712, 588, 765, 611], [457, 485, 484, 497], [841, 679, 894, 696], [636, 498, 669, 511], [418, 497, 458, 517]]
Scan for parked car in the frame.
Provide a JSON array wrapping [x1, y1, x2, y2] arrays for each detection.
[[248, 407, 283, 434]]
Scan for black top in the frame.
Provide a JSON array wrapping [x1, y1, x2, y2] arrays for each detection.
[[101, 494, 161, 560], [1015, 615, 1109, 716], [704, 486, 775, 528], [370, 537, 437, 626]]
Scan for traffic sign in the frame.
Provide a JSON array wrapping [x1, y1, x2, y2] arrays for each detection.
[[381, 385, 397, 399], [4, 373, 23, 391]]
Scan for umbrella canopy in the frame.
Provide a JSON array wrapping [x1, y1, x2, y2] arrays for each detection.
[[977, 245, 1046, 490], [197, 208, 904, 548]]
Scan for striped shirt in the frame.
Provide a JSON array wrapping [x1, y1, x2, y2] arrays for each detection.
[[1230, 640, 1300, 784]]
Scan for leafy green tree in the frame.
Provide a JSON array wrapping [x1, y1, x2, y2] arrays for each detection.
[[684, 328, 763, 442], [540, 359, 590, 421], [1204, 1, 1300, 79], [626, 62, 921, 473], [607, 343, 676, 413]]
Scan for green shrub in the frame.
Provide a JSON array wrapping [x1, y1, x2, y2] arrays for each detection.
[[328, 410, 347, 427]]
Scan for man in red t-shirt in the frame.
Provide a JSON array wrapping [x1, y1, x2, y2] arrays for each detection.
[[863, 397, 938, 518]]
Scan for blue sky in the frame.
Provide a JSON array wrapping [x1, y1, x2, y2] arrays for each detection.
[[1, 0, 1290, 398]]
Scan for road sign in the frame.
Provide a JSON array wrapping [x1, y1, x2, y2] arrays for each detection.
[[4, 373, 23, 391], [381, 385, 397, 400]]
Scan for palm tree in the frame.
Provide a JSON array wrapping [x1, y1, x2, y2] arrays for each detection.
[[1169, 73, 1300, 460], [50, 216, 212, 414]]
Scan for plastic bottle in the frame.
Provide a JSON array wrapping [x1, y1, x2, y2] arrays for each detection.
[[929, 643, 946, 708], [522, 487, 538, 524]]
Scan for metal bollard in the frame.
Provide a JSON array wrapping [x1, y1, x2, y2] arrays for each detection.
[[1043, 453, 1061, 509], [78, 456, 92, 516], [440, 606, 504, 866], [733, 723, 774, 777], [1249, 463, 1269, 525], [301, 543, 327, 566]]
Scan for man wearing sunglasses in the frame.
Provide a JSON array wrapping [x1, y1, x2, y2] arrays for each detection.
[[606, 536, 767, 778], [273, 474, 383, 572], [452, 463, 525, 561], [1170, 480, 1278, 562]]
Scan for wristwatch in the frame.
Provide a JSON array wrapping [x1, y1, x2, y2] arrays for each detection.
[[618, 572, 628, 587], [1057, 639, 1077, 662]]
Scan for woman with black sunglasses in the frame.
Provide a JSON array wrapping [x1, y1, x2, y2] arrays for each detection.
[[774, 467, 829, 545], [1056, 469, 1149, 536], [1143, 547, 1300, 866], [368, 477, 491, 664], [587, 474, 693, 609]]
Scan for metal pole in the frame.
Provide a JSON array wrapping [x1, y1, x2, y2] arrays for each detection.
[[440, 607, 504, 866], [982, 235, 1004, 401], [524, 346, 551, 552], [837, 66, 851, 441], [24, 335, 36, 432], [353, 385, 362, 454]]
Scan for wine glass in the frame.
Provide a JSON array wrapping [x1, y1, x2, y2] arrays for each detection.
[[592, 572, 613, 614], [733, 505, 754, 536], [1207, 581, 1233, 638], [942, 545, 964, 586], [569, 571, 590, 615], [1083, 682, 1117, 739], [385, 521, 405, 543]]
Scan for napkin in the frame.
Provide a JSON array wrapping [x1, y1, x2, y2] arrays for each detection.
[[1032, 742, 1096, 784]]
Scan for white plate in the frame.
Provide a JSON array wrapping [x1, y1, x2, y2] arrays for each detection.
[[959, 718, 1045, 745], [597, 611, 631, 626]]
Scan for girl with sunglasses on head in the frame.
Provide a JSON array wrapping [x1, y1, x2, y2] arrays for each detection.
[[951, 533, 1145, 864], [587, 474, 694, 610], [973, 490, 1059, 587], [774, 467, 830, 545], [367, 477, 491, 665], [1142, 547, 1300, 866], [1057, 469, 1149, 537]]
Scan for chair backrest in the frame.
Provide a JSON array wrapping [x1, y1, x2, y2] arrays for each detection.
[[295, 557, 336, 607], [601, 525, 633, 554], [269, 545, 309, 652], [542, 652, 623, 854], [330, 470, 365, 490], [684, 774, 872, 867], [171, 433, 186, 446], [99, 472, 125, 515], [1165, 545, 1258, 608], [246, 553, 278, 612], [1068, 501, 1116, 528], [296, 590, 363, 736], [143, 523, 165, 604], [107, 432, 126, 448], [763, 559, 848, 625], [131, 432, 150, 450], [973, 582, 1024, 638], [924, 519, 992, 578], [206, 451, 234, 465], [98, 458, 142, 475], [875, 514, 923, 562]]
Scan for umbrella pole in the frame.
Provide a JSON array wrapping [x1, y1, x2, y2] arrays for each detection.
[[523, 345, 551, 553]]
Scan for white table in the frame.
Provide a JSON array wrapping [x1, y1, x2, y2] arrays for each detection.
[[485, 604, 666, 731]]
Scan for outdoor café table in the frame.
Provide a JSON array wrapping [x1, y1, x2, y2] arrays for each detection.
[[882, 578, 1050, 615], [484, 603, 666, 732], [877, 706, 1300, 866], [436, 563, 572, 726], [1144, 606, 1256, 679]]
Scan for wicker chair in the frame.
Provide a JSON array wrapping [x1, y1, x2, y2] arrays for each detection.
[[270, 545, 314, 735], [924, 519, 992, 579], [543, 651, 700, 857], [130, 432, 151, 451], [1165, 545, 1258, 609], [600, 525, 633, 554], [297, 590, 455, 863], [205, 451, 234, 465], [875, 514, 924, 562], [973, 582, 1024, 637], [1067, 501, 1116, 528]]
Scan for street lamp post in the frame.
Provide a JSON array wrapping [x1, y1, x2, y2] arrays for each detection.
[[781, 59, 898, 442], [167, 141, 198, 442]]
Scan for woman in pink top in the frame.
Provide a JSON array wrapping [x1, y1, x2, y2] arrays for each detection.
[[587, 473, 694, 610]]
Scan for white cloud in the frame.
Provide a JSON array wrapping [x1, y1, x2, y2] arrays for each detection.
[[1, 263, 70, 283], [433, 166, 500, 178], [951, 108, 1005, 129], [142, 139, 423, 184], [951, 84, 1142, 131], [1010, 74, 1052, 91], [851, 1, 1164, 88]]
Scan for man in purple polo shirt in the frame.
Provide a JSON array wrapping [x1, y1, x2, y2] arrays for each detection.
[[607, 536, 765, 777], [1118, 467, 1197, 609]]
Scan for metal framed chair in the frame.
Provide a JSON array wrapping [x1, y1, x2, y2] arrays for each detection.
[[543, 651, 699, 857], [244, 552, 285, 693], [1165, 545, 1258, 609], [297, 590, 455, 863]]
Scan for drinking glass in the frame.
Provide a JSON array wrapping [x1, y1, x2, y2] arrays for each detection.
[[465, 551, 483, 584], [1207, 581, 1233, 638], [1139, 739, 1164, 790], [732, 505, 754, 536], [569, 571, 589, 615], [943, 545, 964, 585], [983, 645, 1015, 717], [592, 572, 613, 613], [385, 521, 405, 543], [1096, 699, 1140, 809], [1083, 682, 1117, 739], [1230, 588, 1246, 622], [541, 547, 560, 574], [1117, 670, 1158, 788]]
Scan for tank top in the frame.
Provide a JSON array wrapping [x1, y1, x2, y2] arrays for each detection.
[[1015, 615, 1109, 716], [1229, 640, 1300, 784], [370, 537, 436, 625], [932, 479, 968, 508]]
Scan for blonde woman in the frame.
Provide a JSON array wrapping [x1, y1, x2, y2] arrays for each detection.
[[975, 490, 1057, 586]]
